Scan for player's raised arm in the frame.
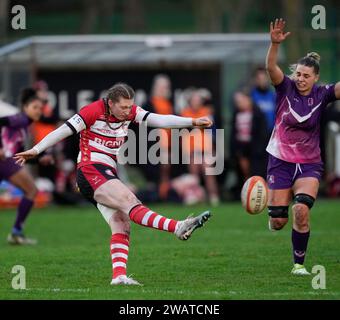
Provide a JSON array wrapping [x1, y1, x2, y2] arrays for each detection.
[[266, 18, 291, 86], [14, 113, 86, 165]]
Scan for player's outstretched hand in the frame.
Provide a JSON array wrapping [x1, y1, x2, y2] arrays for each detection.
[[193, 117, 213, 128], [270, 18, 291, 44], [14, 148, 38, 166]]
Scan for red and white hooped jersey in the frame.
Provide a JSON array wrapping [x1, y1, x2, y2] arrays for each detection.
[[66, 99, 149, 169]]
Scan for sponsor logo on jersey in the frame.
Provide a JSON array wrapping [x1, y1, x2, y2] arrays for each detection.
[[94, 137, 124, 148]]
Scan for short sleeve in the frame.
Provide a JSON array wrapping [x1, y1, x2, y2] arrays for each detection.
[[320, 84, 336, 105], [274, 75, 294, 94], [132, 105, 150, 123], [78, 100, 103, 128], [66, 114, 86, 133], [274, 75, 294, 104]]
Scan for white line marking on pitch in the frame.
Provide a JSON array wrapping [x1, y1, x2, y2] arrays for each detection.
[[1, 288, 339, 298]]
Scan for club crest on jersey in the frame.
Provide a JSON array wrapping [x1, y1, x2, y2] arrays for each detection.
[[308, 98, 314, 106]]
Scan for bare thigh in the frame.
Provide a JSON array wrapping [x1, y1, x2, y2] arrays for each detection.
[[292, 177, 319, 198], [94, 179, 140, 214], [268, 188, 292, 206], [9, 167, 37, 199]]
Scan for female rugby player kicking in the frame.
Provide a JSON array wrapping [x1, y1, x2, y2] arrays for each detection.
[[15, 83, 212, 285], [265, 19, 340, 275]]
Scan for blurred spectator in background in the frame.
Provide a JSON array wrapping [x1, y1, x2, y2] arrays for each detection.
[[32, 80, 58, 182], [251, 67, 276, 133], [230, 89, 268, 195], [31, 80, 81, 205], [181, 89, 220, 205], [32, 80, 58, 143], [52, 125, 82, 205], [320, 100, 340, 197], [135, 174, 206, 205], [143, 74, 173, 200]]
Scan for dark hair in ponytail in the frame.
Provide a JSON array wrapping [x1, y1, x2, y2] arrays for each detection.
[[20, 88, 39, 107]]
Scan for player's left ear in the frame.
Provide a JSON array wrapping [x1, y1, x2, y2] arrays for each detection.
[[314, 74, 320, 82]]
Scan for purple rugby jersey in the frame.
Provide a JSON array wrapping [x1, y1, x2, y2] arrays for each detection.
[[0, 113, 32, 157], [266, 75, 337, 163]]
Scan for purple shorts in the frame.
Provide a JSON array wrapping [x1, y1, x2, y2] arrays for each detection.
[[0, 157, 22, 181], [267, 154, 323, 190]]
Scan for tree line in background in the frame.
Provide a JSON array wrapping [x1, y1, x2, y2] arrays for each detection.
[[0, 0, 339, 80]]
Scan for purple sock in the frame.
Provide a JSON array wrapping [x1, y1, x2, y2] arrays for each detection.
[[13, 197, 34, 234], [292, 229, 310, 265]]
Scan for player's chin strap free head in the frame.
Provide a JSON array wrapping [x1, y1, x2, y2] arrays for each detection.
[[293, 193, 315, 209]]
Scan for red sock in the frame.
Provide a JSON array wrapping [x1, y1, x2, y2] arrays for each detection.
[[110, 233, 129, 279], [129, 204, 178, 233]]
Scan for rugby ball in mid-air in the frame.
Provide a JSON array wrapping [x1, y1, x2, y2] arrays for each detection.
[[241, 176, 268, 214]]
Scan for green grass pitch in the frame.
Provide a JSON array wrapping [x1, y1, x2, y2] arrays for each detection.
[[0, 200, 339, 300]]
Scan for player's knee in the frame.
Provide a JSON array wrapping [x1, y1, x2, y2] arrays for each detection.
[[111, 220, 131, 235], [271, 218, 288, 230], [112, 211, 129, 223], [292, 203, 309, 229], [110, 211, 131, 234], [292, 193, 314, 230], [116, 220, 131, 234], [293, 193, 315, 209], [268, 206, 288, 219], [24, 185, 38, 199], [120, 193, 140, 210], [268, 206, 289, 230]]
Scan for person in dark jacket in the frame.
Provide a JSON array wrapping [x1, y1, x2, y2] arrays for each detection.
[[230, 89, 269, 193]]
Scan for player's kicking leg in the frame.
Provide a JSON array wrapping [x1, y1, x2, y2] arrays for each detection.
[[94, 179, 212, 285], [94, 179, 212, 241]]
